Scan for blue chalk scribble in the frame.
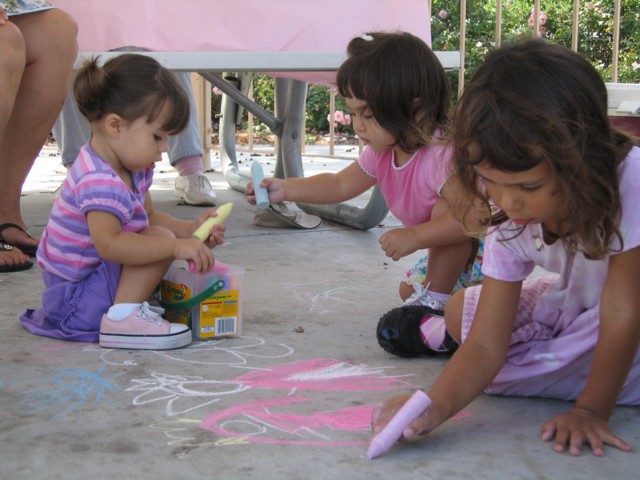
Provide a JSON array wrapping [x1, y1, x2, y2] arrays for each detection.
[[21, 366, 120, 420]]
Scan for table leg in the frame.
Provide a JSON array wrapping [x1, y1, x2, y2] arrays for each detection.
[[206, 73, 388, 230]]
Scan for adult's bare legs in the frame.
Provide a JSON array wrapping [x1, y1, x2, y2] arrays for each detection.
[[0, 9, 77, 249]]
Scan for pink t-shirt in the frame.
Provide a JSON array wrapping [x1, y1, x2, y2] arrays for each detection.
[[357, 143, 453, 228]]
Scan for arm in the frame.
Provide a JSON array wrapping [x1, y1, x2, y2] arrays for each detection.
[[540, 245, 640, 456], [145, 191, 193, 238], [379, 199, 469, 260], [246, 161, 376, 205], [87, 196, 223, 269], [145, 191, 225, 248], [378, 174, 475, 261], [88, 210, 178, 265], [373, 277, 522, 436]]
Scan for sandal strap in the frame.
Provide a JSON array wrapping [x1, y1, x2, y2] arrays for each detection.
[[0, 222, 33, 240]]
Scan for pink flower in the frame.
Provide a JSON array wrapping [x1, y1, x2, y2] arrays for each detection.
[[528, 9, 548, 37], [586, 2, 596, 9], [212, 87, 223, 95], [328, 110, 351, 129], [438, 10, 448, 20]]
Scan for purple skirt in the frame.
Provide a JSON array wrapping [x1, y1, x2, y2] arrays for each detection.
[[20, 261, 121, 343]]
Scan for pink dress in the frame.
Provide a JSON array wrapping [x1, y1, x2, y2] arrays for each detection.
[[461, 146, 640, 405]]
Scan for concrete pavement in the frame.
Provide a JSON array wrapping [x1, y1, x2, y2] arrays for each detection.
[[0, 144, 637, 480]]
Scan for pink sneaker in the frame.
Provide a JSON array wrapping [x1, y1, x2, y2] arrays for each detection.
[[99, 302, 192, 350]]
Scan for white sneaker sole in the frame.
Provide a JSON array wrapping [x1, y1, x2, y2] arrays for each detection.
[[99, 329, 192, 350], [174, 188, 216, 206]]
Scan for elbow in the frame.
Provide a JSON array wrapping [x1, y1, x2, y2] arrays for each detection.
[[95, 243, 120, 263]]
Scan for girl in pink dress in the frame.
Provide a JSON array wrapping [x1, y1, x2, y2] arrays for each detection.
[[373, 39, 640, 457]]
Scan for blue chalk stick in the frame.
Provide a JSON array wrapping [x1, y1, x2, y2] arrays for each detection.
[[251, 161, 270, 209]]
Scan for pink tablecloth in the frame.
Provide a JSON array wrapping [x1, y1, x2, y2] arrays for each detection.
[[51, 0, 431, 83]]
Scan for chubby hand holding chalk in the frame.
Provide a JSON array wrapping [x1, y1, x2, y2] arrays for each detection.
[[192, 202, 233, 241], [367, 390, 432, 459], [189, 202, 233, 272], [251, 161, 270, 209]]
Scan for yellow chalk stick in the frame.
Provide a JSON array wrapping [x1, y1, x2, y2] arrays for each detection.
[[192, 202, 233, 241]]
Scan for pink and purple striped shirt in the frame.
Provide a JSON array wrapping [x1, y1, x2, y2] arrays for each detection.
[[37, 144, 153, 281]]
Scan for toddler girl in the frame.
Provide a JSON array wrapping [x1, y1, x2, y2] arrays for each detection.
[[21, 54, 225, 350], [247, 32, 483, 356]]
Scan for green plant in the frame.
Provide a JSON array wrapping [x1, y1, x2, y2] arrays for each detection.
[[432, 0, 640, 104]]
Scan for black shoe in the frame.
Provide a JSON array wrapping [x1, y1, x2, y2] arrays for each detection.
[[376, 305, 458, 358]]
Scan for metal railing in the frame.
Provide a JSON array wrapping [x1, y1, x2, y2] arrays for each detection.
[[434, 0, 630, 96]]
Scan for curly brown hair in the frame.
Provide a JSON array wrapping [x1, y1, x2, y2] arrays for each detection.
[[452, 39, 635, 260]]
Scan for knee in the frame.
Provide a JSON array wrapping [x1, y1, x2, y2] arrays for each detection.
[[444, 289, 465, 343], [0, 22, 26, 71], [40, 10, 79, 61]]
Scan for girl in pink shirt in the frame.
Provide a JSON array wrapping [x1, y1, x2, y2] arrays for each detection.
[[373, 40, 640, 457], [247, 32, 483, 356]]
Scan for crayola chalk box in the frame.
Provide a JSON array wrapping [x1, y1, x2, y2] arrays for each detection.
[[160, 260, 243, 340]]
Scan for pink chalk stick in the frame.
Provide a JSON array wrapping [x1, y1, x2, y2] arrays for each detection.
[[367, 390, 431, 459]]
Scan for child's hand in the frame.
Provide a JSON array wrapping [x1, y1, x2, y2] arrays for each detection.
[[172, 238, 215, 273], [246, 178, 286, 205], [193, 210, 226, 248], [371, 392, 433, 441], [0, 6, 8, 25], [540, 407, 633, 456], [379, 228, 420, 261]]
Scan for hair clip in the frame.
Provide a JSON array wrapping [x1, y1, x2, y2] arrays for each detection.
[[361, 34, 374, 42]]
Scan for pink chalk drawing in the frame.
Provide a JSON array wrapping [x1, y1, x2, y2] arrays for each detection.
[[125, 359, 415, 417], [116, 350, 472, 448], [194, 359, 419, 446], [201, 396, 374, 446], [234, 358, 416, 392]]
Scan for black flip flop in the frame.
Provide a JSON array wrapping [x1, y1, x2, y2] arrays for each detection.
[[0, 243, 34, 272], [0, 261, 34, 273], [0, 223, 38, 256]]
